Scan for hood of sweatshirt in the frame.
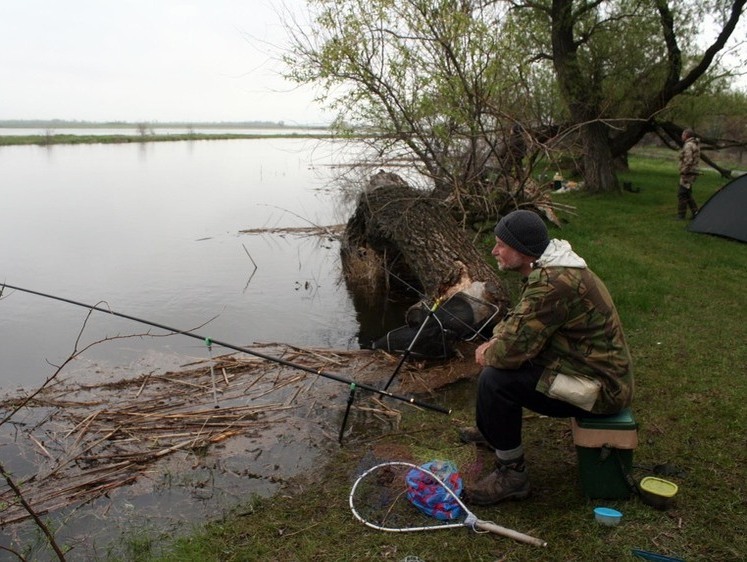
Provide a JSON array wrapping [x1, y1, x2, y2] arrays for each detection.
[[533, 239, 587, 269]]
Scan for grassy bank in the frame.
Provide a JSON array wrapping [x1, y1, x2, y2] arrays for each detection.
[[120, 155, 744, 561]]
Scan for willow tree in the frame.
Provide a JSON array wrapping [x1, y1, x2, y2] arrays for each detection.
[[283, 0, 552, 222], [284, 0, 745, 195], [503, 0, 746, 191]]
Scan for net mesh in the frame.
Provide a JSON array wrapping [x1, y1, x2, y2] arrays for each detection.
[[351, 460, 466, 531], [405, 460, 464, 520]]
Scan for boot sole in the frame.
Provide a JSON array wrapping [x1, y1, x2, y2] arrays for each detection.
[[461, 439, 495, 450], [466, 488, 531, 506], [458, 429, 495, 450]]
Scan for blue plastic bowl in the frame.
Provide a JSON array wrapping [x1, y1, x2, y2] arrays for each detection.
[[594, 507, 623, 526]]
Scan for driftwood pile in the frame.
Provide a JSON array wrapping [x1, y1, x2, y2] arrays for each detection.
[[0, 344, 391, 526]]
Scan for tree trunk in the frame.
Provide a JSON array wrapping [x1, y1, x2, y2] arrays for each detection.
[[581, 121, 620, 193], [340, 171, 510, 310], [550, 1, 621, 193]]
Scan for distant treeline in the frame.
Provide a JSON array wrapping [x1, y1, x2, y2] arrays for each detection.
[[0, 119, 327, 130]]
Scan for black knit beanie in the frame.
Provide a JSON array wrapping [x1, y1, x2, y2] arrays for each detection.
[[493, 210, 550, 258]]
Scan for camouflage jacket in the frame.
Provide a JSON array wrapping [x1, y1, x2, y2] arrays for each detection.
[[483, 240, 634, 414], [679, 137, 700, 181]]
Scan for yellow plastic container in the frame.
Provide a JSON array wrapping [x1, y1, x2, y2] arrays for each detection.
[[639, 476, 678, 510]]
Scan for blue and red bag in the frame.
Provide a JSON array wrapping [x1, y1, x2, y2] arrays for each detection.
[[405, 460, 464, 520]]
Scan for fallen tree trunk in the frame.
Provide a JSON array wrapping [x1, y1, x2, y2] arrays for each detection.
[[341, 171, 511, 355]]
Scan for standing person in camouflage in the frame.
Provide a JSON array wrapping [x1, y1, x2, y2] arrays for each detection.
[[461, 210, 634, 505], [678, 128, 701, 219]]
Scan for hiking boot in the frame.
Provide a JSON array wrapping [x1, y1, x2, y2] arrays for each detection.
[[465, 462, 531, 505], [458, 426, 494, 449]]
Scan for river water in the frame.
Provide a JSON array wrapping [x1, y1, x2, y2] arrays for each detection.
[[0, 135, 417, 559], [0, 136, 370, 388]]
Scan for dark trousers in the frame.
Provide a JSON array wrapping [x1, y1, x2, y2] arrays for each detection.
[[677, 185, 698, 218], [475, 364, 604, 451]]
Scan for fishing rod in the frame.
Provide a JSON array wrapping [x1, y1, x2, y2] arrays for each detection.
[[1, 283, 452, 422]]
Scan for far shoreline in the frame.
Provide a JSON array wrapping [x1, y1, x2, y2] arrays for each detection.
[[0, 119, 333, 146], [0, 131, 335, 147]]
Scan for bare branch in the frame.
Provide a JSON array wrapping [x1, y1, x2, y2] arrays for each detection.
[[0, 461, 67, 561]]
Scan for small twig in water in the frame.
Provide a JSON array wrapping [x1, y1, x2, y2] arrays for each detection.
[[242, 243, 258, 271]]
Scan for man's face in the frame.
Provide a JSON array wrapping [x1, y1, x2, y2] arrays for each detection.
[[491, 237, 527, 271]]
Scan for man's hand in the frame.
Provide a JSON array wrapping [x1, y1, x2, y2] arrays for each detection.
[[475, 339, 493, 366]]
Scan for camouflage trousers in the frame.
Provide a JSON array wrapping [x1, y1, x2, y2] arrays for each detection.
[[677, 184, 698, 219]]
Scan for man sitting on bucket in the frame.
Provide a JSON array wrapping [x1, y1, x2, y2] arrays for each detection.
[[462, 209, 634, 505]]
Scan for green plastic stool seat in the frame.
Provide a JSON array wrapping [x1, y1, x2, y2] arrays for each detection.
[[572, 408, 638, 499]]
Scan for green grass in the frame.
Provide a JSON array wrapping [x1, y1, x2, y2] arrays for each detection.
[[119, 154, 746, 561]]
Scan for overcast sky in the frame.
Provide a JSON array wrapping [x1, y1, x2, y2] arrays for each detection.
[[0, 0, 329, 125]]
